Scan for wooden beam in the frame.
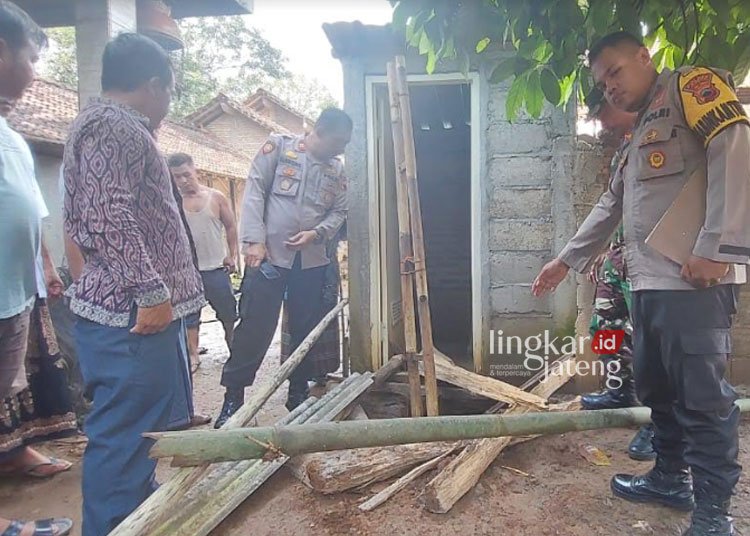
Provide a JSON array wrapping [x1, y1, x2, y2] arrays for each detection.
[[421, 358, 578, 513], [429, 350, 548, 410]]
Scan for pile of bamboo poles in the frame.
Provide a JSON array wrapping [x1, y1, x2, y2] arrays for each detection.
[[387, 55, 439, 417]]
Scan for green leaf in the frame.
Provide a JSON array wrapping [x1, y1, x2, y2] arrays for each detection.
[[476, 37, 491, 53], [540, 68, 561, 105], [525, 69, 544, 118], [709, 0, 731, 25], [426, 50, 437, 73], [418, 31, 431, 55], [506, 73, 528, 122], [651, 47, 667, 71], [490, 58, 517, 83]]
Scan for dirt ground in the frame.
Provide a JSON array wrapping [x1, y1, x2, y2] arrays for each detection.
[[1, 320, 748, 536]]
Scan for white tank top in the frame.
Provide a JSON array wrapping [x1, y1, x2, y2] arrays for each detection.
[[184, 194, 227, 271]]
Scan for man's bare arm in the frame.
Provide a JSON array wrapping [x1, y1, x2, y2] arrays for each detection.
[[216, 191, 239, 263]]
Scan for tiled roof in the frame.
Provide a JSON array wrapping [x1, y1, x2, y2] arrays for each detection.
[[184, 93, 291, 134], [7, 78, 249, 180], [244, 88, 315, 126]]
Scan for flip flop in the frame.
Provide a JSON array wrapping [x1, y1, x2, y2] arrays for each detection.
[[22, 457, 73, 479], [190, 360, 202, 374], [1, 517, 73, 536]]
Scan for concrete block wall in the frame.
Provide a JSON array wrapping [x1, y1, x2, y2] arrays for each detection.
[[485, 78, 578, 375]]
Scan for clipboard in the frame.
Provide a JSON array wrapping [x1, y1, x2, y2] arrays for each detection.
[[645, 167, 746, 281], [645, 167, 706, 265]]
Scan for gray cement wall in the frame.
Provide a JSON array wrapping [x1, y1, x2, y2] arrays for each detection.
[[338, 52, 579, 375]]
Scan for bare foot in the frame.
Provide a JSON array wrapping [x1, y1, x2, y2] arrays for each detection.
[[0, 447, 72, 478]]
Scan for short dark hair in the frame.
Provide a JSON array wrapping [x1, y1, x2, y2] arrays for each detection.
[[588, 31, 644, 65], [167, 152, 194, 168], [314, 108, 353, 136], [0, 0, 47, 50], [101, 32, 173, 92]]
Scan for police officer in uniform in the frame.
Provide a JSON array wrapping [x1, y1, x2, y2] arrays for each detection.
[[533, 31, 749, 535], [582, 88, 655, 461], [215, 108, 352, 427]]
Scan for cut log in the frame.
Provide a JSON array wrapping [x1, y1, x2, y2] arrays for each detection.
[[421, 358, 578, 514], [427, 350, 548, 410], [358, 450, 455, 512], [287, 442, 456, 494]]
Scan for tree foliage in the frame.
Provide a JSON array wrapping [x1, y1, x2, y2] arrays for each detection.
[[391, 0, 750, 120], [42, 27, 77, 88], [39, 17, 338, 120]]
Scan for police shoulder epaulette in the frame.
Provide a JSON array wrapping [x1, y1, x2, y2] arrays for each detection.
[[678, 66, 749, 147]]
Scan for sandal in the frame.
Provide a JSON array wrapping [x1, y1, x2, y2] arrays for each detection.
[[21, 457, 72, 479], [1, 518, 73, 536]]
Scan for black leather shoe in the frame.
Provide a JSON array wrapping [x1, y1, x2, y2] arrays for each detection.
[[581, 387, 638, 410], [682, 494, 733, 535], [628, 424, 656, 461], [214, 389, 244, 429], [611, 458, 695, 511]]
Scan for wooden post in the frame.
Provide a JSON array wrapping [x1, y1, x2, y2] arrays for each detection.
[[386, 61, 424, 417], [394, 55, 439, 416]]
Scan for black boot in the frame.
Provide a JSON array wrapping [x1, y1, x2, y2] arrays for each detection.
[[285, 380, 310, 412], [611, 457, 695, 511], [682, 488, 733, 535], [628, 424, 656, 461], [581, 374, 638, 410], [214, 388, 244, 429]]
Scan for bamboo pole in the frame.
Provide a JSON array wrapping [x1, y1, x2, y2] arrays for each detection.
[[148, 400, 750, 465], [394, 55, 439, 416], [156, 375, 377, 536], [112, 299, 348, 536], [386, 61, 423, 418]]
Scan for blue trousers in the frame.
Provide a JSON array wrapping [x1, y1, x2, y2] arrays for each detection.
[[76, 315, 183, 536]]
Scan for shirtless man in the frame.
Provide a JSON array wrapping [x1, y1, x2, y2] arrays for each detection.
[[169, 153, 239, 371]]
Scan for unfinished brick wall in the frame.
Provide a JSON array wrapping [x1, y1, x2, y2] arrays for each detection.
[[204, 113, 273, 158]]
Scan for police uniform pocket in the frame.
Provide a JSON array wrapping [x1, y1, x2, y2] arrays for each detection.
[[272, 166, 301, 197], [636, 126, 685, 180], [315, 174, 340, 208], [679, 329, 737, 412]]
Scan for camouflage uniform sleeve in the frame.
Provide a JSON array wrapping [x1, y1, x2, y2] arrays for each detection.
[[239, 135, 281, 245], [675, 67, 750, 263], [314, 163, 347, 241]]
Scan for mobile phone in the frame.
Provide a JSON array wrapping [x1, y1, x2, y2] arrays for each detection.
[[259, 261, 281, 280]]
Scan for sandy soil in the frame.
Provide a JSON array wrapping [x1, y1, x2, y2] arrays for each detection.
[[1, 320, 748, 536]]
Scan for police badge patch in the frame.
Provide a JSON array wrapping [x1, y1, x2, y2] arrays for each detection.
[[648, 150, 665, 169], [679, 67, 749, 147], [262, 141, 275, 154]]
